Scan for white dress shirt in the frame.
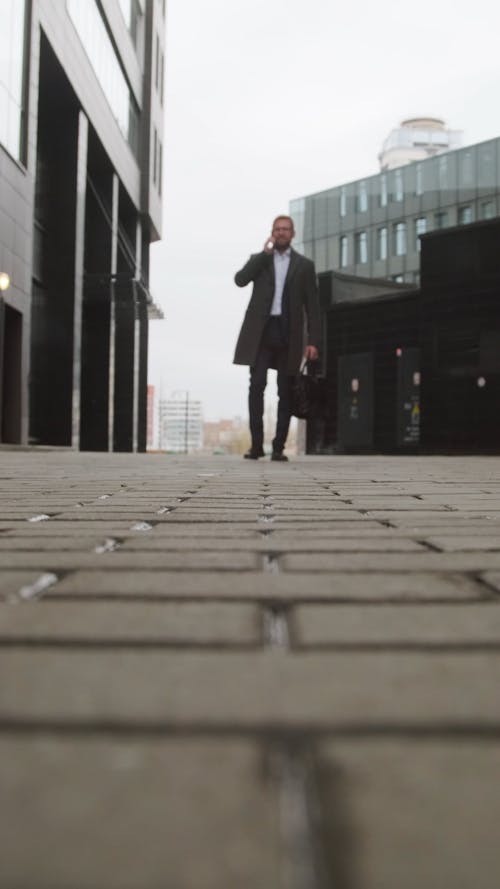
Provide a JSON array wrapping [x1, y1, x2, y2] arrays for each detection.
[[270, 248, 291, 315]]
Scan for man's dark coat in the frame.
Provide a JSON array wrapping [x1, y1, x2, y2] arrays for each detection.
[[233, 248, 321, 375]]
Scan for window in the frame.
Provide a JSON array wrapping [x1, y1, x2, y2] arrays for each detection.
[[478, 144, 495, 189], [392, 169, 403, 202], [438, 156, 448, 190], [379, 174, 388, 207], [118, 0, 143, 48], [340, 187, 347, 217], [394, 222, 406, 256], [415, 217, 427, 252], [67, 0, 140, 157], [152, 126, 157, 184], [415, 163, 423, 196], [481, 201, 495, 219], [155, 34, 160, 90], [435, 211, 448, 229], [458, 205, 473, 225], [459, 150, 474, 187], [158, 139, 163, 196], [339, 235, 348, 268], [355, 231, 368, 264], [376, 227, 387, 260], [0, 0, 27, 161], [357, 181, 368, 213]]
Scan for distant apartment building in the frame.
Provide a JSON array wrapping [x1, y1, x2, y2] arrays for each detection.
[[290, 132, 500, 286], [0, 0, 165, 449], [159, 396, 203, 453]]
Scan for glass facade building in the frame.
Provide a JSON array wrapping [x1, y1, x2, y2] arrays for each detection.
[[290, 137, 500, 285], [0, 0, 165, 449]]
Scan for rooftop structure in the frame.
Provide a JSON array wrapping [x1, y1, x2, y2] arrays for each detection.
[[379, 117, 462, 170]]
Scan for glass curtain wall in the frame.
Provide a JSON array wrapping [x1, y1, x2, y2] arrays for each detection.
[[67, 0, 139, 156]]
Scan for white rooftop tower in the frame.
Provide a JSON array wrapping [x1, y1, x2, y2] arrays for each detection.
[[379, 117, 462, 170]]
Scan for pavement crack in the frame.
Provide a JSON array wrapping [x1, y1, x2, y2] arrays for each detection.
[[263, 553, 280, 574], [265, 744, 331, 889], [262, 605, 290, 650]]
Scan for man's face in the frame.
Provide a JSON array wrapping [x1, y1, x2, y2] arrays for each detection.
[[272, 219, 294, 251]]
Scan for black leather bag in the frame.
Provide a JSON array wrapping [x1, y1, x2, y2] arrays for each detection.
[[291, 360, 318, 419]]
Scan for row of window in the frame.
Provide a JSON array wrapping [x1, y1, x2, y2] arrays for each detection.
[[339, 148, 496, 216], [67, 0, 139, 157], [338, 203, 495, 267]]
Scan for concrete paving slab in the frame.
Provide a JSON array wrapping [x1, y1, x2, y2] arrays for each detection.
[[282, 551, 500, 572], [318, 741, 500, 889], [0, 601, 260, 645], [0, 551, 260, 571], [0, 650, 499, 728], [293, 604, 500, 647], [116, 537, 425, 553], [2, 450, 500, 886], [425, 535, 500, 552], [50, 569, 485, 601], [0, 737, 280, 889], [0, 521, 160, 534], [0, 537, 108, 551]]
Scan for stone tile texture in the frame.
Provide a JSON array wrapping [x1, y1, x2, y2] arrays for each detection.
[[1, 449, 500, 889]]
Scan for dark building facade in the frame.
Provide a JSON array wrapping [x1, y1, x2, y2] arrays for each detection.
[[309, 219, 500, 455], [0, 0, 165, 449], [419, 219, 500, 452]]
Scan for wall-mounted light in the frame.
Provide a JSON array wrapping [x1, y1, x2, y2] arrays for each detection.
[[0, 272, 11, 291]]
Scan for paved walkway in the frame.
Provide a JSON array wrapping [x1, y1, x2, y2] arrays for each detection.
[[1, 449, 500, 888]]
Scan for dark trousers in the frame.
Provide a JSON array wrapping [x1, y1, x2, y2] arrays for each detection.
[[249, 317, 291, 453]]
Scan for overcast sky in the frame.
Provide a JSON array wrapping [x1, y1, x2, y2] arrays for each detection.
[[148, 0, 500, 421]]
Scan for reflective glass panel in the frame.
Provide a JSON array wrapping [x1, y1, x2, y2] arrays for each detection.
[[392, 169, 403, 202], [394, 222, 406, 255], [339, 235, 348, 267], [435, 211, 448, 229], [0, 0, 26, 160], [357, 181, 368, 213], [415, 163, 423, 196], [67, 0, 139, 157], [355, 231, 368, 264], [377, 227, 387, 260], [415, 217, 427, 252], [340, 187, 347, 217], [481, 201, 495, 219], [458, 205, 473, 225], [379, 174, 388, 207]]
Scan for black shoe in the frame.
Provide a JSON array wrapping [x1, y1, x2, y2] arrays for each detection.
[[244, 448, 265, 460], [271, 451, 288, 462]]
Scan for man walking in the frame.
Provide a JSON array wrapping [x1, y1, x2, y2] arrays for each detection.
[[233, 215, 320, 461]]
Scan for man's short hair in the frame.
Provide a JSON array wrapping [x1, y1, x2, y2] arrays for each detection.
[[272, 215, 295, 230]]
